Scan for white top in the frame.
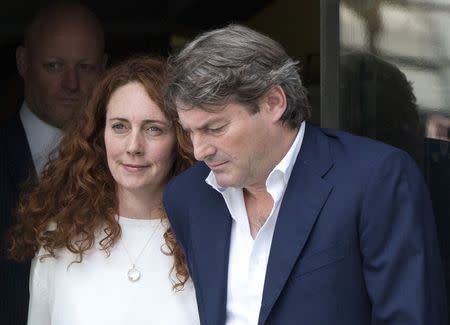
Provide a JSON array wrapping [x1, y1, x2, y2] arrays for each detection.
[[206, 121, 305, 325], [20, 102, 62, 176], [27, 217, 200, 325]]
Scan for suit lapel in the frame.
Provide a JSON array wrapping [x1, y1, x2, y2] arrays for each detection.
[[190, 184, 232, 325], [258, 124, 334, 324], [5, 114, 36, 186]]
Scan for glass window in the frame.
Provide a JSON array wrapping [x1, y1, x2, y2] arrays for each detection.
[[328, 0, 450, 316]]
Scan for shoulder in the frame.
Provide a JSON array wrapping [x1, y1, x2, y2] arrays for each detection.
[[30, 247, 55, 281], [163, 162, 212, 241], [0, 113, 30, 164], [321, 125, 400, 155], [302, 124, 421, 189], [311, 123, 415, 169], [164, 161, 212, 218], [165, 161, 211, 199], [173, 161, 210, 183], [0, 112, 25, 139]]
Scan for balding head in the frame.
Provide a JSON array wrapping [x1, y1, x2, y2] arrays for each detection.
[[24, 1, 104, 52], [17, 1, 107, 129]]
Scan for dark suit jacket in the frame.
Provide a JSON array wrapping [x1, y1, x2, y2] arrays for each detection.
[[164, 123, 447, 325], [424, 137, 450, 321], [0, 113, 35, 325]]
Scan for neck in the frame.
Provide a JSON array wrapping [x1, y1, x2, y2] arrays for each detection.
[[266, 125, 298, 170], [243, 125, 299, 238], [248, 125, 299, 192], [243, 187, 273, 239], [117, 187, 164, 220]]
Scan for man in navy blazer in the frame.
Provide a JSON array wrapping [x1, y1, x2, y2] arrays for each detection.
[[163, 24, 447, 324]]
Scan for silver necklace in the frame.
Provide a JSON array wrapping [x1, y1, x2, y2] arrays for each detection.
[[120, 220, 161, 282]]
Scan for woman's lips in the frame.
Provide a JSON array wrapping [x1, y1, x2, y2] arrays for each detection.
[[121, 163, 150, 172]]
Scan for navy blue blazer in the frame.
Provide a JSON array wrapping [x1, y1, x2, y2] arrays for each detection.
[[164, 123, 447, 325], [0, 113, 35, 325]]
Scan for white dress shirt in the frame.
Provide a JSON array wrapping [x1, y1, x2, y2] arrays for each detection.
[[206, 122, 305, 325], [19, 102, 62, 176]]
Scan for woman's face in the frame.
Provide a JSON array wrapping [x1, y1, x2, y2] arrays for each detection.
[[104, 82, 176, 195]]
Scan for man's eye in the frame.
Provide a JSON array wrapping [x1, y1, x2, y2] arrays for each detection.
[[79, 63, 97, 72], [44, 62, 63, 72], [208, 125, 225, 133]]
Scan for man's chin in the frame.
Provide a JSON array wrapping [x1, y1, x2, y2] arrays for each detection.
[[214, 174, 239, 189], [58, 102, 79, 111], [47, 113, 73, 129]]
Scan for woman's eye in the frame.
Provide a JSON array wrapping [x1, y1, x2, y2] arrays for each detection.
[[146, 126, 162, 135], [112, 123, 127, 133]]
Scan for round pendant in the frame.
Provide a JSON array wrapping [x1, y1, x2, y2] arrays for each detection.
[[127, 266, 141, 282]]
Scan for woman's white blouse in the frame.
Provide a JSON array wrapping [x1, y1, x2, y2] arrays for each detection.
[[27, 217, 200, 325]]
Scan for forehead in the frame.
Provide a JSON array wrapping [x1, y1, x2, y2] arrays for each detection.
[[31, 16, 103, 60], [107, 82, 167, 121], [177, 102, 250, 128]]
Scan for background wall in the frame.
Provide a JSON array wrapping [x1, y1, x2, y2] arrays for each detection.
[[0, 0, 321, 123]]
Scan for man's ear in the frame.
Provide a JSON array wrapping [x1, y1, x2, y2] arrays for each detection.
[[261, 85, 287, 123], [16, 46, 28, 78]]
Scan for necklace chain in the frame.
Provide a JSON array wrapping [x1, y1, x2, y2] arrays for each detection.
[[120, 220, 161, 282]]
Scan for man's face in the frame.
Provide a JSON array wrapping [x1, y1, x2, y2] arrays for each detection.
[[18, 18, 105, 129], [177, 103, 273, 189]]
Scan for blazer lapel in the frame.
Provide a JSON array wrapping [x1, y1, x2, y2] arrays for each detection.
[[258, 124, 334, 324], [5, 114, 36, 189], [189, 185, 232, 325]]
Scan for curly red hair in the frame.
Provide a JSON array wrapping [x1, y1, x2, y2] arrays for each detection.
[[8, 56, 194, 290]]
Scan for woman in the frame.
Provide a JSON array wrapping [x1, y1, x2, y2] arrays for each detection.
[[8, 56, 199, 325]]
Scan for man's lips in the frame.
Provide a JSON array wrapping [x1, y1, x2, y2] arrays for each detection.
[[207, 161, 227, 169], [59, 97, 80, 106], [59, 97, 80, 102]]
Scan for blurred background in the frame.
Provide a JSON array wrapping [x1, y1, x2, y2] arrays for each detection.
[[0, 0, 320, 123]]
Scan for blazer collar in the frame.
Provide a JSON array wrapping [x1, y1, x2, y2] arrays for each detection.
[[258, 123, 334, 324]]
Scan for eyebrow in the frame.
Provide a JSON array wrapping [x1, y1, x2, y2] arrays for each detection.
[[185, 117, 226, 131], [108, 117, 170, 125]]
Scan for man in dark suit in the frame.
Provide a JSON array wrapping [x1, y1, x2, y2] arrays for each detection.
[[0, 2, 106, 324], [163, 24, 447, 324]]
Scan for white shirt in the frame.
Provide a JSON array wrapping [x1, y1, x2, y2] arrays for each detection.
[[27, 217, 200, 325], [19, 102, 62, 176], [206, 122, 305, 325]]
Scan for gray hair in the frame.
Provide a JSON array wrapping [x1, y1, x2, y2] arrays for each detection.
[[166, 24, 310, 128]]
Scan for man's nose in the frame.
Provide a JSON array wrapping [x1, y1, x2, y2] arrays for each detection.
[[61, 67, 80, 92], [191, 133, 215, 161]]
